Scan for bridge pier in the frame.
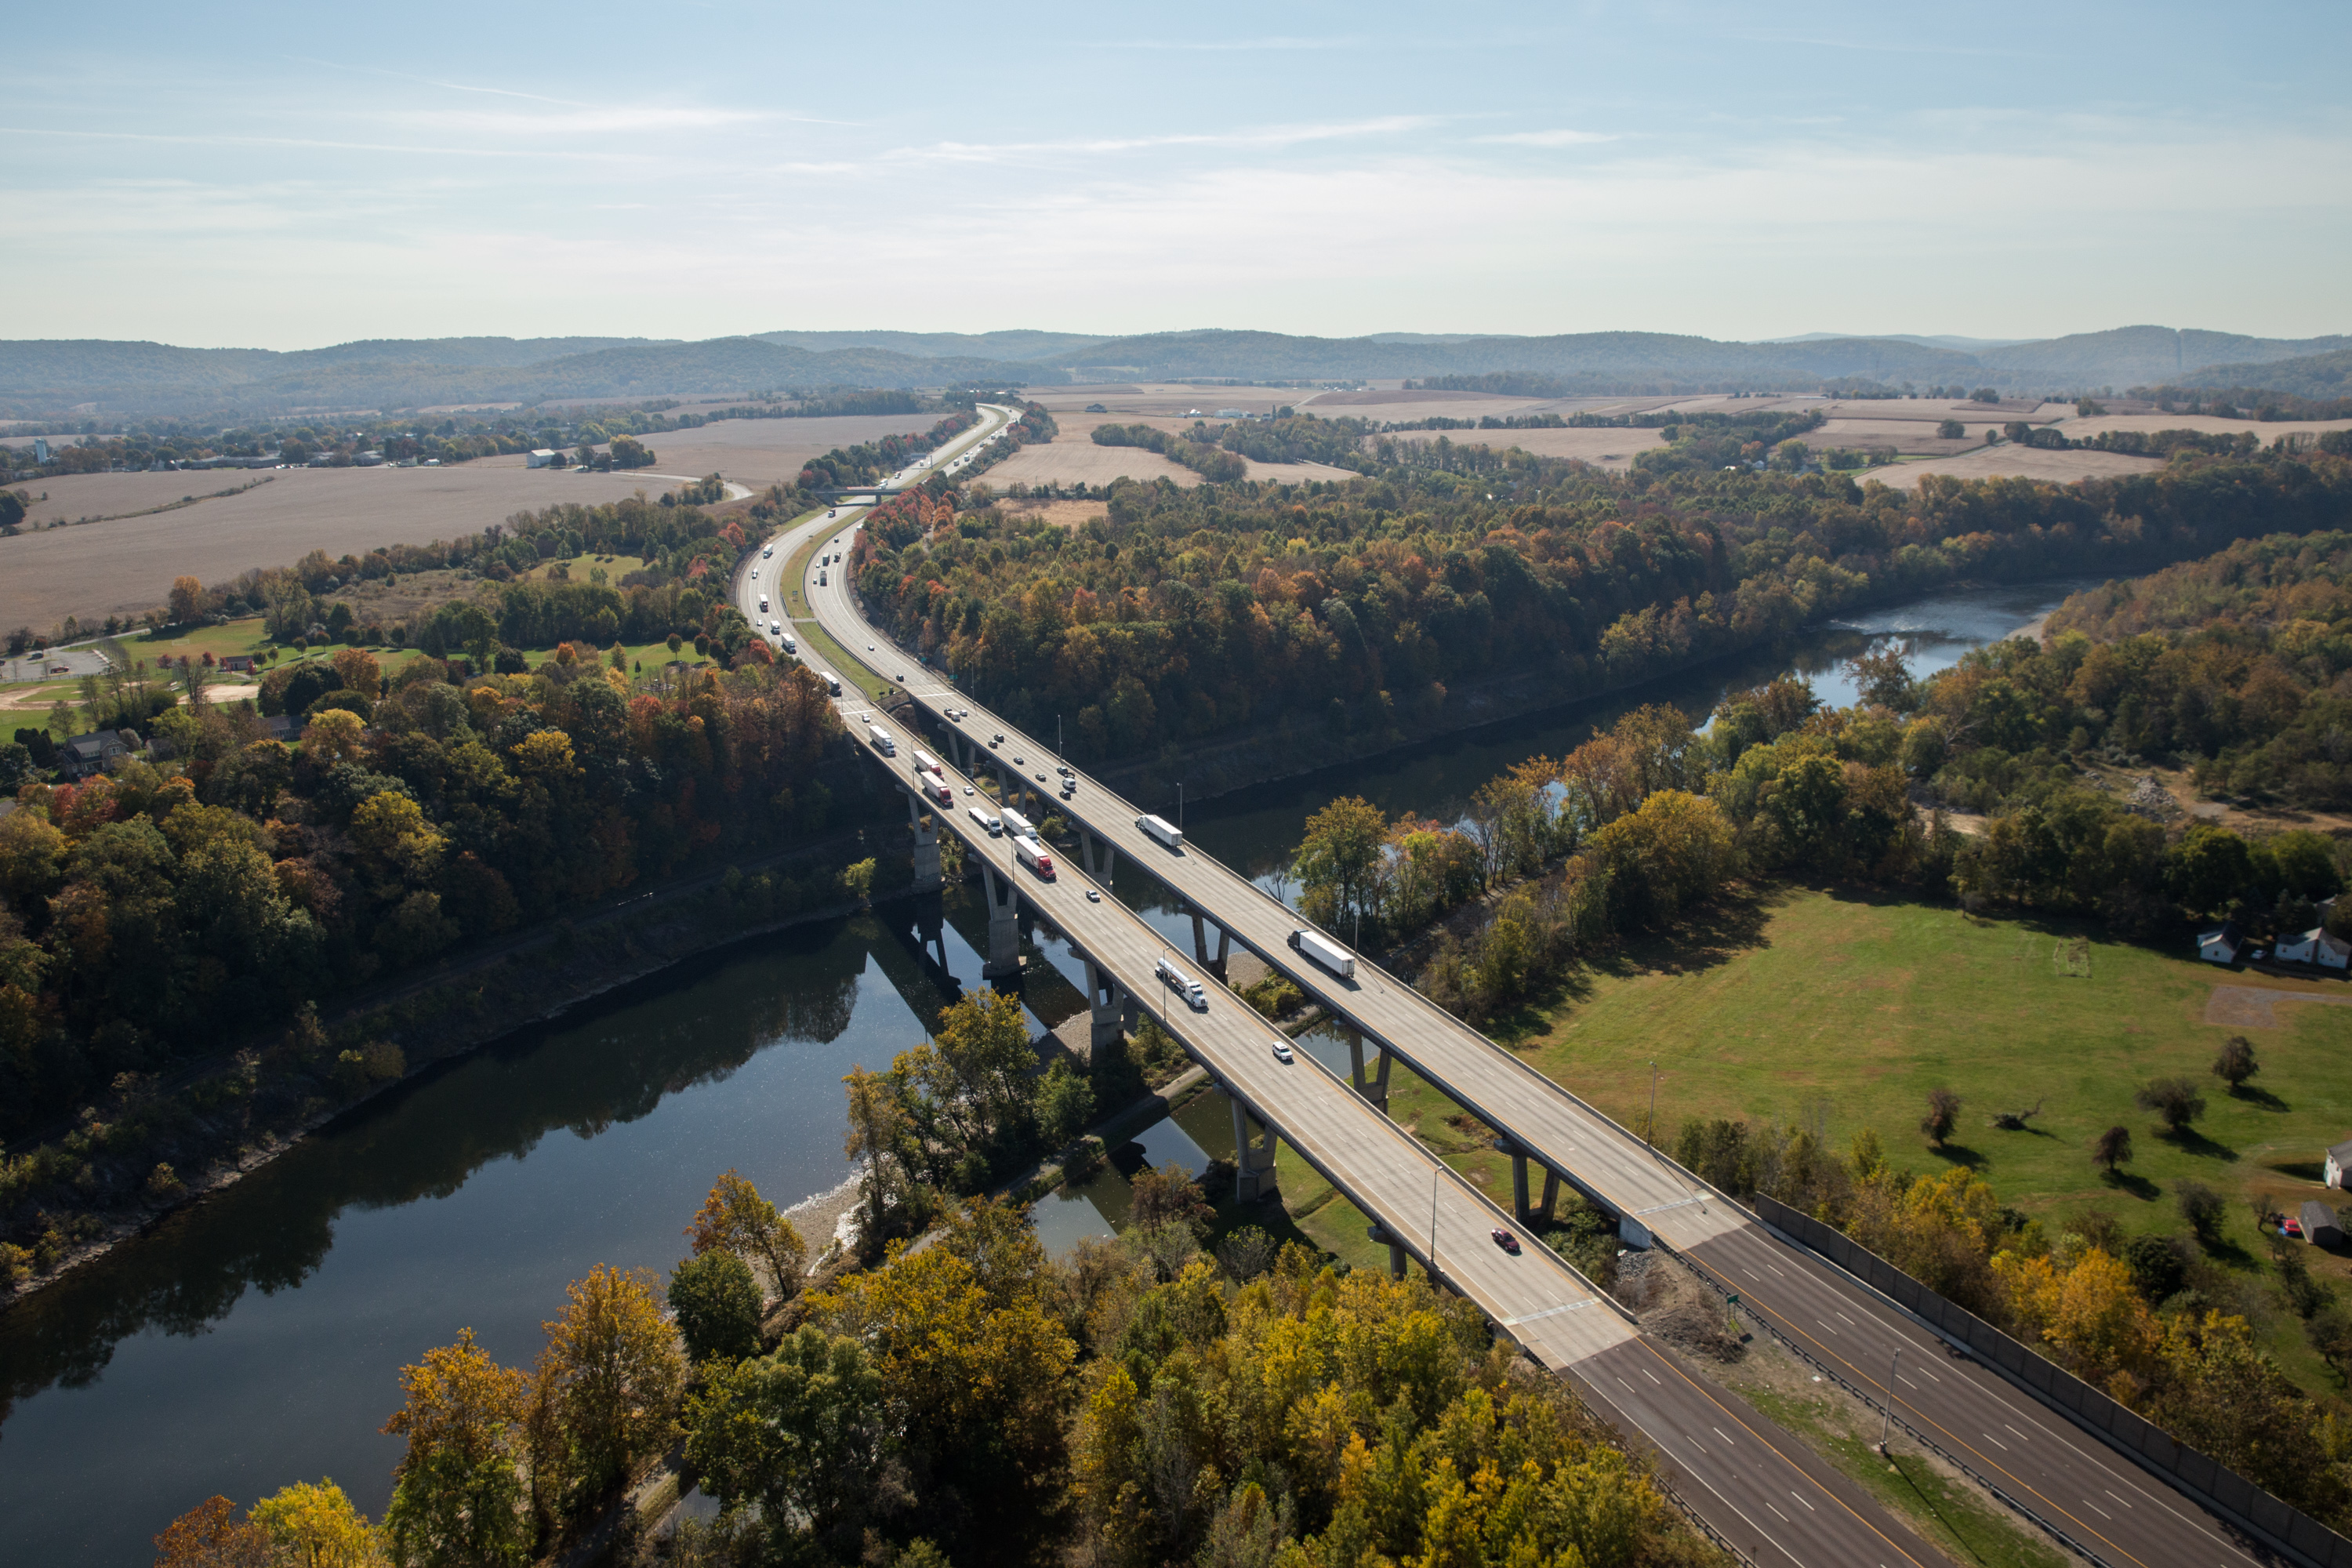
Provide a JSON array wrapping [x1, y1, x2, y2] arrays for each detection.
[[902, 789, 942, 891], [978, 863, 1021, 978], [1078, 830, 1116, 884], [1082, 957, 1127, 1054], [1366, 1221, 1409, 1280], [1347, 1037, 1393, 1114], [1187, 906, 1231, 983], [1538, 1171, 1561, 1226], [1230, 1097, 1278, 1203]]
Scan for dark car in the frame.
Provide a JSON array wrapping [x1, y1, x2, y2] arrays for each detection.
[[1490, 1227, 1520, 1254]]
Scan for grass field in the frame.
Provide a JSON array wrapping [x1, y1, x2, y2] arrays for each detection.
[[1867, 445, 2163, 491], [1367, 886, 2352, 1395]]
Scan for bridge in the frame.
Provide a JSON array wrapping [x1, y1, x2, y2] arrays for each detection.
[[748, 406, 2274, 1568]]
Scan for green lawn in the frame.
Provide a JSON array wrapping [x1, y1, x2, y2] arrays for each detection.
[[1370, 886, 2352, 1396], [794, 615, 892, 704]]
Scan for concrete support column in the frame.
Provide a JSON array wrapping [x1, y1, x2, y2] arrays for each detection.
[[1347, 1040, 1393, 1114], [1539, 1171, 1561, 1226], [1367, 1222, 1408, 1280], [979, 863, 1020, 978], [1231, 1096, 1278, 1203], [1083, 957, 1127, 1054], [1511, 1151, 1531, 1227], [1080, 831, 1116, 884], [902, 789, 941, 891], [1185, 906, 1232, 983]]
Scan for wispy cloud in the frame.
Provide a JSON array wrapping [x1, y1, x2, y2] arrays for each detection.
[[1727, 31, 2032, 58], [0, 124, 638, 162], [395, 105, 772, 136], [885, 114, 1439, 164], [1470, 129, 1620, 147], [1083, 35, 1370, 52]]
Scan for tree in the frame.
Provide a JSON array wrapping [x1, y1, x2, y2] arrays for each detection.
[[1037, 1057, 1095, 1148], [2213, 1034, 2259, 1091], [303, 707, 366, 769], [684, 1169, 808, 1302], [169, 575, 203, 625], [684, 1325, 888, 1552], [153, 1497, 270, 1568], [1936, 419, 1966, 439], [668, 1250, 764, 1366], [2093, 1124, 2134, 1175], [844, 1064, 909, 1243], [1294, 794, 1387, 935], [1921, 1087, 1962, 1148], [2177, 1180, 2226, 1245], [380, 1328, 533, 1568], [249, 1478, 392, 1567], [1128, 1166, 1214, 1239], [535, 1264, 685, 1503], [2136, 1076, 2207, 1134]]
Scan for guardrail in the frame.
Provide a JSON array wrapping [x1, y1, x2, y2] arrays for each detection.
[[1754, 1195, 2352, 1568]]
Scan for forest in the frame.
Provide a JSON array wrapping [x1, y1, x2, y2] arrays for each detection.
[[151, 1173, 1711, 1568], [852, 442, 2352, 767]]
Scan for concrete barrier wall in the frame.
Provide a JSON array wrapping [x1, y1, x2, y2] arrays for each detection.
[[1754, 1195, 2352, 1568]]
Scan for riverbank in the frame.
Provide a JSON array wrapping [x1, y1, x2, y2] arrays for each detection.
[[1, 826, 910, 1306]]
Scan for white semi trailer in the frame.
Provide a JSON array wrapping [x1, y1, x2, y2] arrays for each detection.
[[1288, 928, 1356, 980]]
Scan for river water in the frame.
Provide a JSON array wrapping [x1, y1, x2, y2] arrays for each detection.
[[0, 579, 2075, 1562]]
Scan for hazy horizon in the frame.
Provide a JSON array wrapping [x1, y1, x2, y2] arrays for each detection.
[[8, 0, 2349, 350]]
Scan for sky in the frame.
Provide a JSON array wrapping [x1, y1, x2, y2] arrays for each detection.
[[6, 1, 2349, 351]]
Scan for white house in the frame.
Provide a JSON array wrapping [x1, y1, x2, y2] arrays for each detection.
[[2328, 1138, 2352, 1189], [2197, 920, 2248, 964], [527, 448, 557, 469], [2275, 927, 2352, 969]]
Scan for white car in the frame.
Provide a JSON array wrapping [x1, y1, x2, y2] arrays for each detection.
[[1272, 1041, 1294, 1064]]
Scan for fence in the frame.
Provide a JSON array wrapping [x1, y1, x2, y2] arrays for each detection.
[[1755, 1194, 2352, 1568]]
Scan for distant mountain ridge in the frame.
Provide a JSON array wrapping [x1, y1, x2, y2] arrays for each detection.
[[3, 323, 2345, 419]]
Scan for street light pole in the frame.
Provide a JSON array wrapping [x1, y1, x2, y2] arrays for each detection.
[[1879, 1346, 1902, 1454], [1647, 1061, 1658, 1149], [1428, 1166, 1442, 1288]]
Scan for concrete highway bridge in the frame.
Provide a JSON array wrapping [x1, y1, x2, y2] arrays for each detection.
[[742, 405, 2281, 1568]]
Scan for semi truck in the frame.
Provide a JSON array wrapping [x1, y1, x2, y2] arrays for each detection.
[[967, 808, 1002, 837], [866, 725, 895, 756], [925, 777, 952, 805], [1155, 958, 1207, 1011], [825, 674, 840, 696], [999, 807, 1036, 840], [1288, 928, 1356, 980], [911, 749, 942, 777], [1013, 835, 1055, 878], [1138, 813, 1183, 849]]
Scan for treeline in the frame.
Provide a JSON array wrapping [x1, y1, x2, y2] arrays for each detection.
[[797, 411, 978, 489], [1091, 420, 1249, 482], [1679, 1122, 2352, 1524], [851, 440, 2352, 767], [1387, 412, 1570, 432], [778, 388, 925, 417], [2129, 385, 2352, 421], [1215, 413, 1375, 467], [155, 1174, 1705, 1568], [0, 649, 853, 1163]]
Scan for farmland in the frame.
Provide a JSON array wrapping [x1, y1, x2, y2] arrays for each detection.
[[1867, 444, 2163, 490]]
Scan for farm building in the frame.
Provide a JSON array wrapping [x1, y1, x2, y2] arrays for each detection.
[[2326, 1138, 2352, 1189], [2303, 1201, 2343, 1247], [2196, 920, 2249, 964], [527, 448, 558, 468], [2274, 927, 2351, 970]]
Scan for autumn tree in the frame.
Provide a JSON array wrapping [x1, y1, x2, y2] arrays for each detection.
[[1294, 794, 1388, 937], [249, 1478, 392, 1567], [844, 1063, 914, 1244], [685, 1169, 808, 1302], [2093, 1124, 2134, 1175], [1128, 1164, 1215, 1239], [535, 1264, 686, 1504], [1922, 1087, 1962, 1149], [380, 1328, 534, 1567], [153, 1496, 270, 1568], [169, 575, 203, 626]]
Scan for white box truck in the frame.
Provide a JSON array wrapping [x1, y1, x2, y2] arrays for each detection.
[[1013, 835, 1055, 879], [1138, 814, 1183, 849], [1155, 957, 1207, 1011], [866, 725, 895, 756], [912, 749, 942, 777], [968, 808, 1002, 837], [1288, 928, 1356, 980], [825, 674, 840, 696], [782, 633, 797, 655], [758, 595, 769, 614], [1000, 807, 1036, 840]]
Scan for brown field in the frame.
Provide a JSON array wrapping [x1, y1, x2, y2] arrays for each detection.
[[601, 412, 949, 489], [1425, 426, 1668, 468], [1865, 445, 2162, 492], [993, 497, 1111, 531], [981, 442, 1203, 490], [2062, 412, 2352, 441]]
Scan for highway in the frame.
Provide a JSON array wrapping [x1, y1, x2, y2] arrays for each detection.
[[759, 421, 2278, 1568], [731, 409, 1940, 1568]]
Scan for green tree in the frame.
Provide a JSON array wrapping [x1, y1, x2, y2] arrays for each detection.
[[1037, 1057, 1096, 1148], [2213, 1034, 2259, 1092], [684, 1169, 808, 1302], [2093, 1124, 2133, 1175], [684, 1326, 888, 1552], [2136, 1076, 2208, 1134], [1921, 1087, 1961, 1149], [1295, 795, 1388, 935], [669, 1250, 764, 1366], [2165, 826, 2253, 918]]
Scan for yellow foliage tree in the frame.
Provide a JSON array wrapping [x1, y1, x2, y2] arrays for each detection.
[[249, 1477, 392, 1567], [301, 708, 365, 769], [686, 1169, 808, 1302], [535, 1264, 685, 1504]]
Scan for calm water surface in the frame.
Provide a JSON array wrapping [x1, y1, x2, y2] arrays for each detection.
[[0, 579, 2073, 1562]]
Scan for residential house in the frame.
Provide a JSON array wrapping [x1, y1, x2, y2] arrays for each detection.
[[220, 655, 256, 674], [58, 728, 140, 779], [2274, 927, 2351, 970], [2196, 920, 2249, 965], [2327, 1138, 2352, 1189]]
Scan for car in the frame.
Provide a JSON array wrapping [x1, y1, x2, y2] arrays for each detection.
[[1085, 889, 1101, 902], [1035, 772, 1046, 782], [993, 733, 1004, 743], [750, 568, 758, 579], [1272, 1040, 1294, 1063], [2287, 1217, 2306, 1237], [1012, 754, 1025, 764], [1058, 765, 1073, 777], [963, 786, 975, 796], [1490, 1228, 1521, 1255], [868, 643, 876, 651], [2253, 948, 2270, 962]]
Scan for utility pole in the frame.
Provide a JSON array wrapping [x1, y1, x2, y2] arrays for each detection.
[[1647, 1061, 1658, 1149], [1428, 1167, 1442, 1289], [1178, 781, 1184, 831], [1057, 714, 1062, 757], [1878, 1345, 1902, 1455]]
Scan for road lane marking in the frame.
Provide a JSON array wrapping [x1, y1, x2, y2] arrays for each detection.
[[2085, 1499, 2113, 1520], [1790, 1490, 1816, 1512], [1766, 1502, 1790, 1523]]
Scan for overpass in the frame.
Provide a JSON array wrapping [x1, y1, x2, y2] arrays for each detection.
[[743, 401, 2286, 1568]]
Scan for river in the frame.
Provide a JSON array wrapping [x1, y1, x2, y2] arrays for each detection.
[[0, 579, 2074, 1562]]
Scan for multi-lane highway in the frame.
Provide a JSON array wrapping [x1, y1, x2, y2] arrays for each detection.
[[739, 408, 2274, 1568]]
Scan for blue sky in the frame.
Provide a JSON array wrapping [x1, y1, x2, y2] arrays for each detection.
[[7, 1, 2347, 350]]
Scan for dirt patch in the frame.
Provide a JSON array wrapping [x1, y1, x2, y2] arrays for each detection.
[[993, 497, 1111, 530], [1616, 1250, 1747, 1363], [982, 441, 1203, 490], [2205, 985, 2352, 1029]]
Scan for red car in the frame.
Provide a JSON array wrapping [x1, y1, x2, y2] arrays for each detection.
[[1491, 1227, 1521, 1254]]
